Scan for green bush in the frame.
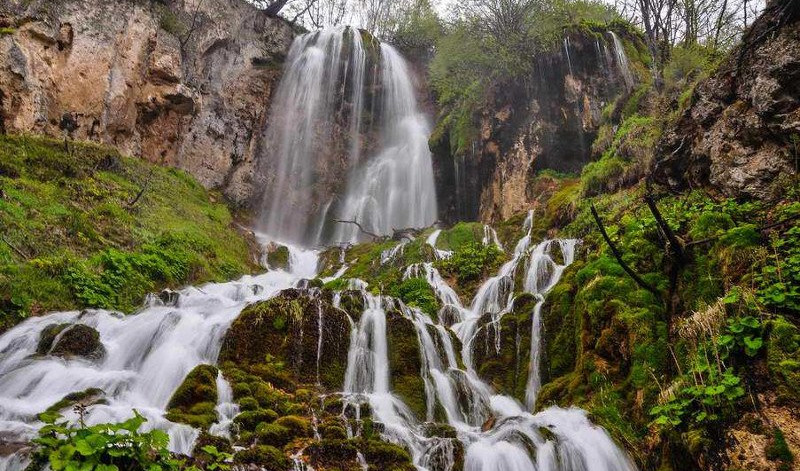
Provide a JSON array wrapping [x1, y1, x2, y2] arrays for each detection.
[[391, 277, 439, 318], [29, 411, 182, 471]]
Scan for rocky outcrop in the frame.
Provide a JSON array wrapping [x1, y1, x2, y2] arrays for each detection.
[[219, 289, 352, 391], [0, 0, 293, 206], [36, 323, 105, 360], [433, 28, 646, 223], [654, 2, 800, 201]]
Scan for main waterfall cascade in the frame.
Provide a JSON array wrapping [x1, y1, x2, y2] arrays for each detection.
[[257, 27, 437, 246]]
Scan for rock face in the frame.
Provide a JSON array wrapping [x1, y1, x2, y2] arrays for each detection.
[[432, 28, 645, 223], [36, 323, 105, 360], [219, 289, 352, 391], [654, 4, 800, 200], [0, 0, 293, 206]]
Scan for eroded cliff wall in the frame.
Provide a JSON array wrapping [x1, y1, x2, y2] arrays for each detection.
[[0, 0, 293, 206]]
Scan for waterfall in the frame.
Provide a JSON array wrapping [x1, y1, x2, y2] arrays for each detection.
[[332, 44, 438, 243], [337, 214, 638, 471], [258, 27, 437, 246], [0, 243, 320, 465], [609, 31, 635, 90]]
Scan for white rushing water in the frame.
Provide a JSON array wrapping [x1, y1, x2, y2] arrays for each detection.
[[337, 212, 637, 471], [259, 27, 437, 246], [609, 31, 635, 90], [0, 242, 320, 469]]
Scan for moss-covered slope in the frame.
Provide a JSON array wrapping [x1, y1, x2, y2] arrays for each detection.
[[0, 135, 259, 331]]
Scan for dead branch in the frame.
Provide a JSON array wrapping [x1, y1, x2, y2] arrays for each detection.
[[334, 219, 383, 240], [1, 235, 29, 260], [591, 204, 661, 297], [128, 168, 155, 208]]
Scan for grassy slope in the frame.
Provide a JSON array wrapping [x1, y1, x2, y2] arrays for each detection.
[[0, 135, 259, 331]]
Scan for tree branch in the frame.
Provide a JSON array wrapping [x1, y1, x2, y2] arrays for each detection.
[[334, 219, 383, 240], [591, 204, 661, 297]]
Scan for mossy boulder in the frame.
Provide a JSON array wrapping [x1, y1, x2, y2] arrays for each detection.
[[37, 323, 105, 360], [470, 294, 536, 402], [219, 289, 352, 390], [44, 388, 106, 414], [361, 439, 415, 471], [233, 445, 289, 471], [165, 364, 218, 429], [307, 439, 360, 469], [266, 244, 291, 270], [386, 310, 426, 419]]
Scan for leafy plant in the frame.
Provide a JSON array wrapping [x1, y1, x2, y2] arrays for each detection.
[[31, 410, 182, 471]]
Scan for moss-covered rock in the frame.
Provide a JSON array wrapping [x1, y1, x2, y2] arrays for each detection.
[[471, 294, 536, 402], [233, 445, 289, 471], [306, 439, 360, 469], [165, 364, 218, 430], [266, 244, 291, 271], [361, 439, 415, 471], [44, 388, 106, 414], [219, 289, 351, 391], [37, 323, 105, 360], [386, 310, 426, 419]]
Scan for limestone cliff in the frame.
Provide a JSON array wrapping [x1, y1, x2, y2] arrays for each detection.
[[432, 27, 648, 224], [0, 0, 293, 206], [654, 1, 800, 200]]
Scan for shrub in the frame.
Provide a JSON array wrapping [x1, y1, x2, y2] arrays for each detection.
[[30, 411, 182, 471]]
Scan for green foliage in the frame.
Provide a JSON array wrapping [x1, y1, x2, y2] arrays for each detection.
[[649, 367, 745, 428], [766, 428, 795, 468], [0, 135, 257, 331], [663, 46, 715, 91], [437, 243, 503, 283], [756, 215, 800, 313], [30, 411, 182, 471], [0, 27, 15, 35], [157, 4, 185, 37], [391, 277, 439, 318]]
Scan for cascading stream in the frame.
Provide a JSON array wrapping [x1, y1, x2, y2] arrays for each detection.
[[338, 211, 637, 471], [0, 242, 321, 468]]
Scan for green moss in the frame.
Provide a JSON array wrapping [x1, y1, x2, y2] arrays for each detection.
[[387, 312, 426, 419], [267, 245, 290, 270], [219, 292, 351, 391], [767, 317, 800, 403], [45, 388, 105, 414], [165, 364, 218, 430], [0, 135, 257, 331], [766, 428, 794, 466], [391, 277, 440, 318], [233, 445, 289, 471], [0, 27, 16, 35], [255, 423, 290, 447]]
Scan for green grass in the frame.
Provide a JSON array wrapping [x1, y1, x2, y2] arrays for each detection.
[[0, 135, 258, 330]]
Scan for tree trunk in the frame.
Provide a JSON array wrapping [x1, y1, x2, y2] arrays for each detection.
[[265, 0, 291, 16]]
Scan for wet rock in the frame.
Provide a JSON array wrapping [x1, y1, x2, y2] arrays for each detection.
[[45, 387, 106, 414], [165, 364, 219, 430], [219, 290, 351, 391], [158, 289, 180, 306], [654, 5, 800, 200], [470, 294, 537, 402], [37, 323, 105, 360], [265, 243, 290, 271], [386, 310, 427, 419]]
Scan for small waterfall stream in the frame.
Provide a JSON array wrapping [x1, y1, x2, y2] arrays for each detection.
[[0, 243, 320, 469], [337, 212, 637, 471]]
